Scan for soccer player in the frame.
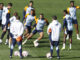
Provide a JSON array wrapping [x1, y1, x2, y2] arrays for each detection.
[[10, 16, 24, 59], [0, 3, 13, 44], [24, 9, 37, 38], [22, 1, 34, 22], [47, 16, 61, 59], [22, 14, 49, 46], [67, 1, 80, 40], [62, 10, 73, 50], [0, 3, 4, 26], [6, 12, 18, 47]]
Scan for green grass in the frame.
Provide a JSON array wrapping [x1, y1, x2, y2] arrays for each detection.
[[0, 0, 80, 60]]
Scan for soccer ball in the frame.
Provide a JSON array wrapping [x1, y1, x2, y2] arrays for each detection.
[[34, 42, 39, 47], [22, 51, 29, 57], [14, 51, 19, 56], [46, 52, 51, 58]]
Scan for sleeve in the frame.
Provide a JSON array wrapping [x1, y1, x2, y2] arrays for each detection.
[[76, 6, 80, 9], [34, 16, 38, 24], [18, 23, 24, 36], [67, 7, 69, 14], [63, 18, 67, 30]]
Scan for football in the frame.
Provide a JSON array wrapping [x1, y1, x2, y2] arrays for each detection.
[[14, 51, 19, 56], [46, 52, 51, 58], [22, 51, 29, 57], [34, 42, 39, 47]]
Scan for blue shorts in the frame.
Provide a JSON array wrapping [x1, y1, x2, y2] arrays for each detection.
[[64, 30, 73, 35], [2, 25, 5, 30], [32, 28, 43, 34], [25, 25, 31, 33], [72, 19, 78, 24], [51, 41, 59, 47]]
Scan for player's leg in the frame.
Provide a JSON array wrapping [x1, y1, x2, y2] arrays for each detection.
[[24, 28, 29, 37], [73, 20, 80, 40], [69, 31, 73, 49], [62, 30, 67, 50], [5, 29, 10, 45], [0, 25, 6, 43], [55, 41, 60, 59], [34, 31, 44, 43], [10, 38, 16, 58], [49, 33, 53, 58], [17, 41, 23, 59]]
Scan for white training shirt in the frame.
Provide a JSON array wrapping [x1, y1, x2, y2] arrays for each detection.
[[47, 20, 61, 41], [2, 6, 9, 25], [26, 15, 35, 26], [10, 20, 24, 38]]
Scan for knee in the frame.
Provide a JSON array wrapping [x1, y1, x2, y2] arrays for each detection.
[[50, 44, 53, 50], [56, 46, 59, 51], [18, 45, 22, 50], [11, 44, 14, 49]]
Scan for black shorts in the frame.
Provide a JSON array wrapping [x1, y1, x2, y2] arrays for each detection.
[[67, 30, 73, 36], [25, 25, 31, 33], [72, 19, 78, 24]]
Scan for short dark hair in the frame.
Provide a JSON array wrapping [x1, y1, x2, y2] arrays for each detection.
[[16, 16, 20, 20], [40, 13, 44, 16], [64, 10, 68, 14], [70, 1, 74, 3], [52, 15, 57, 20], [8, 3, 13, 6], [14, 12, 18, 17], [0, 3, 4, 6], [30, 1, 33, 4], [31, 9, 35, 16]]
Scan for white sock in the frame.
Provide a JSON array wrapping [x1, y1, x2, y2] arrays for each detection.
[[6, 39, 8, 43], [63, 43, 65, 48], [77, 34, 80, 38], [35, 39, 38, 42], [69, 43, 72, 49]]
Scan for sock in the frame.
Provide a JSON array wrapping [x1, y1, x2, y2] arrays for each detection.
[[1, 32, 6, 39], [50, 45, 53, 57], [19, 49, 22, 57], [10, 49, 13, 56], [35, 39, 38, 42], [69, 43, 72, 49], [77, 34, 80, 38], [56, 46, 59, 57], [63, 43, 65, 48], [6, 39, 8, 43]]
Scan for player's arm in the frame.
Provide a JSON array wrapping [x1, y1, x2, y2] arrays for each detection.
[[45, 18, 49, 26], [63, 18, 67, 31], [22, 6, 28, 22], [76, 6, 80, 9]]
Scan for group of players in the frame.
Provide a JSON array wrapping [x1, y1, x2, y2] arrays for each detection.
[[0, 0, 80, 59]]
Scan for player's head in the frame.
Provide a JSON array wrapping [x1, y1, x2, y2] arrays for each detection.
[[52, 15, 57, 20], [31, 9, 35, 16], [29, 1, 33, 7], [13, 12, 18, 17], [7, 3, 13, 9], [63, 10, 68, 16], [70, 1, 74, 7], [16, 16, 20, 20], [0, 3, 4, 9], [40, 13, 44, 19]]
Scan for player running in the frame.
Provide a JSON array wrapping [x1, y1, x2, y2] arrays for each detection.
[[0, 3, 13, 44], [22, 1, 34, 22], [67, 1, 80, 40], [23, 14, 49, 47], [0, 3, 4, 26], [24, 9, 37, 38], [9, 16, 24, 59], [47, 16, 61, 59], [62, 10, 73, 50]]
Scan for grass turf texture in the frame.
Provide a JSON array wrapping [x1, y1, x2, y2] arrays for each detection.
[[0, 0, 80, 60]]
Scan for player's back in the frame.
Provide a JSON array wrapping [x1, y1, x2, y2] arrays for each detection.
[[65, 14, 73, 31]]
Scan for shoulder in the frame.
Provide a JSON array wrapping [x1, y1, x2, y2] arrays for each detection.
[[24, 6, 28, 11]]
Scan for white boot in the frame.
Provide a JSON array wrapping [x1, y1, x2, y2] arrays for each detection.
[[61, 43, 65, 50], [5, 39, 8, 45], [0, 39, 2, 44], [77, 34, 80, 40]]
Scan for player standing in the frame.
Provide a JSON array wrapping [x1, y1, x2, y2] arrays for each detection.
[[62, 10, 73, 50], [0, 3, 13, 44], [67, 1, 80, 40], [47, 16, 61, 59], [10, 16, 24, 59], [0, 3, 4, 26]]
